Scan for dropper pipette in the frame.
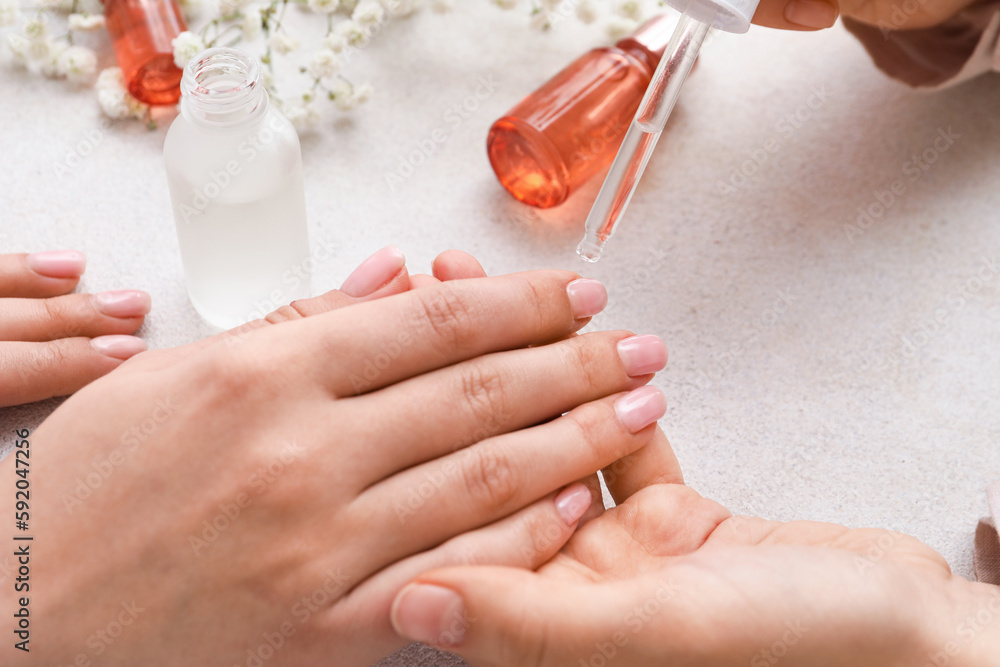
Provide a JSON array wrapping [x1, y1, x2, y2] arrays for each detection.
[[577, 0, 762, 262]]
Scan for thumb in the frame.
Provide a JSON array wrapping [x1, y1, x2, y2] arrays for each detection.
[[390, 567, 648, 667]]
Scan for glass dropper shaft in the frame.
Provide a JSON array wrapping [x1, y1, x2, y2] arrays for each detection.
[[578, 12, 709, 262]]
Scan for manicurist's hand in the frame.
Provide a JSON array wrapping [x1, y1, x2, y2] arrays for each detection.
[[0, 251, 149, 407], [753, 0, 976, 31], [392, 427, 1000, 667], [3, 255, 670, 666]]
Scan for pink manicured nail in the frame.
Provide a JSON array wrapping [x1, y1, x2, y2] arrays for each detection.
[[340, 245, 406, 297], [784, 0, 837, 28], [25, 250, 86, 279], [90, 335, 147, 360], [615, 386, 667, 433], [566, 279, 607, 319], [91, 290, 152, 318], [617, 334, 667, 377], [555, 483, 592, 526], [391, 584, 467, 647]]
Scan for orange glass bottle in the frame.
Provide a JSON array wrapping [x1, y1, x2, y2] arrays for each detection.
[[488, 14, 679, 209], [103, 0, 188, 105]]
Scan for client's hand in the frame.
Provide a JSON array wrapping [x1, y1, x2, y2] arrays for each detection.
[[0, 250, 149, 407], [753, 0, 974, 31], [393, 428, 1000, 667], [3, 264, 670, 667]]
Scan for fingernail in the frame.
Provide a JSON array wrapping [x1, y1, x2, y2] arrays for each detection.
[[391, 583, 467, 647], [617, 334, 668, 377], [90, 335, 147, 360], [340, 245, 406, 297], [784, 0, 837, 28], [615, 385, 666, 433], [90, 290, 152, 318], [566, 279, 607, 319], [555, 483, 592, 525], [25, 250, 86, 279]]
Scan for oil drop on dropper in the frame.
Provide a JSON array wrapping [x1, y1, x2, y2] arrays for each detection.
[[577, 0, 763, 262], [164, 48, 311, 329]]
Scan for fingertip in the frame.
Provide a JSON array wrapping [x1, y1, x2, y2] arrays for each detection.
[[90, 335, 147, 360], [341, 245, 407, 298], [390, 582, 468, 648], [24, 250, 87, 279], [752, 0, 838, 30], [431, 250, 487, 281]]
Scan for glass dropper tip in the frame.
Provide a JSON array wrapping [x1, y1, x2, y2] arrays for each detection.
[[577, 239, 604, 263]]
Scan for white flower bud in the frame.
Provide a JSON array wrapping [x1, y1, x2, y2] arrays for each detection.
[[267, 31, 299, 55], [171, 30, 205, 68], [68, 13, 106, 30], [57, 45, 97, 81], [307, 48, 341, 79], [307, 0, 339, 14]]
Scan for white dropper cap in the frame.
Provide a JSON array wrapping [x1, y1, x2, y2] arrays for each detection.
[[664, 0, 762, 33]]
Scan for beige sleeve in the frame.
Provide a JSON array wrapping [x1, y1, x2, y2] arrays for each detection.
[[842, 1, 1000, 89]]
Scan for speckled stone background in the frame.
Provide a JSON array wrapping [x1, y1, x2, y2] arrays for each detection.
[[2, 5, 999, 665]]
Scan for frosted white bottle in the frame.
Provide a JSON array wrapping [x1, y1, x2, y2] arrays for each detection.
[[164, 47, 310, 329]]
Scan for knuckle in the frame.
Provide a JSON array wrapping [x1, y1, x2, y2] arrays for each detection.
[[264, 304, 301, 325], [460, 443, 518, 511], [43, 296, 88, 337], [414, 286, 476, 354], [458, 362, 509, 431], [565, 335, 606, 389]]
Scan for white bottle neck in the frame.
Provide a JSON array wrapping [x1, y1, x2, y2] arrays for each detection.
[[180, 48, 269, 131]]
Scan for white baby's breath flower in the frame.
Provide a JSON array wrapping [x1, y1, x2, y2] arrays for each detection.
[[68, 13, 106, 30], [575, 0, 598, 24], [321, 31, 348, 53], [40, 40, 66, 77], [23, 18, 48, 41], [352, 0, 384, 25], [382, 0, 420, 17], [334, 19, 368, 47], [0, 0, 18, 27], [171, 30, 204, 68], [615, 0, 642, 21], [57, 45, 97, 81], [267, 31, 299, 54], [240, 5, 263, 39], [6, 33, 28, 65], [96, 67, 148, 120], [307, 48, 341, 79], [606, 16, 637, 40], [219, 0, 251, 14], [307, 0, 338, 13], [27, 37, 51, 61], [492, 0, 517, 9], [351, 81, 372, 105], [284, 102, 319, 130], [529, 10, 552, 31]]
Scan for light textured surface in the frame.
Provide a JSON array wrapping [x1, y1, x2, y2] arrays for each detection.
[[2, 5, 1000, 666]]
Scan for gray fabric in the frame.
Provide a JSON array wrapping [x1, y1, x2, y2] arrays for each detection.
[[975, 481, 1000, 585], [374, 644, 468, 667]]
